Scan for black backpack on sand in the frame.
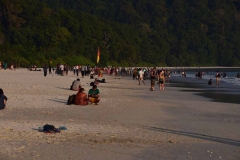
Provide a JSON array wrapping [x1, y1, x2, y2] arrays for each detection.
[[43, 124, 60, 133], [67, 94, 76, 105]]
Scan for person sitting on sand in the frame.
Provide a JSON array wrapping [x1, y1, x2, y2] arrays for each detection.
[[88, 85, 100, 105], [70, 78, 81, 91], [0, 88, 7, 110], [208, 79, 212, 85], [75, 88, 89, 105]]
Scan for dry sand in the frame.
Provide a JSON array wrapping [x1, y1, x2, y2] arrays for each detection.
[[0, 69, 239, 160]]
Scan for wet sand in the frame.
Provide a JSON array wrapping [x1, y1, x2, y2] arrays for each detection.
[[0, 69, 239, 160], [169, 75, 240, 104]]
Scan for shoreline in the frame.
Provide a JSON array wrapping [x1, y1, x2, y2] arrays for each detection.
[[169, 75, 240, 104]]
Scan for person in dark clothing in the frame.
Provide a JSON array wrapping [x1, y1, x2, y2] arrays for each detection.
[[208, 79, 212, 85], [0, 88, 7, 110], [43, 64, 48, 76], [48, 63, 52, 74]]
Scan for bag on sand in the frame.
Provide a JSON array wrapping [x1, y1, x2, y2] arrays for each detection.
[[67, 94, 76, 105], [43, 124, 60, 133]]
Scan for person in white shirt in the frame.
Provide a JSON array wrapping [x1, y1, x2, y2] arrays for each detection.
[[60, 64, 64, 76], [138, 68, 145, 85], [76, 65, 79, 76]]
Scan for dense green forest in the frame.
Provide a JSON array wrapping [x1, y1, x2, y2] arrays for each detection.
[[1, 0, 240, 67]]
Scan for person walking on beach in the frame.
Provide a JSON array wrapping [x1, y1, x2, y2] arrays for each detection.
[[216, 71, 220, 85], [138, 68, 145, 85], [159, 70, 165, 91], [0, 88, 7, 110], [150, 67, 156, 91], [133, 68, 138, 80]]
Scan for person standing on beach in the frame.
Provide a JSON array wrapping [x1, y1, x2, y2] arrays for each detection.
[[133, 68, 138, 80], [216, 71, 220, 85], [0, 88, 7, 110], [60, 64, 64, 76], [48, 63, 52, 74], [138, 68, 145, 85], [76, 64, 79, 76], [43, 64, 48, 77], [159, 70, 165, 91], [150, 67, 156, 91], [81, 65, 85, 78]]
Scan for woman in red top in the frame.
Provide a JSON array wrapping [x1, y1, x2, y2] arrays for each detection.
[[75, 88, 89, 105]]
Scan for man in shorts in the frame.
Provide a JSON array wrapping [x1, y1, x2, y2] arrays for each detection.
[[150, 67, 156, 91]]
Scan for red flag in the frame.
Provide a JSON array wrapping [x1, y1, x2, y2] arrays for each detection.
[[97, 46, 100, 63]]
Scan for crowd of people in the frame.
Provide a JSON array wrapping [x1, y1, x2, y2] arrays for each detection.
[[0, 62, 17, 70], [3, 61, 233, 108], [66, 66, 173, 106]]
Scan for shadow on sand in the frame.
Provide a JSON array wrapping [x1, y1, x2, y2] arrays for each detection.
[[48, 98, 67, 104], [144, 126, 240, 147], [56, 87, 71, 90]]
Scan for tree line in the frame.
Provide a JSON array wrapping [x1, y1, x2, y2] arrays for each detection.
[[0, 0, 240, 67]]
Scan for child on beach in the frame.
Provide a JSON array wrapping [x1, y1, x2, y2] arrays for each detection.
[[0, 89, 7, 110]]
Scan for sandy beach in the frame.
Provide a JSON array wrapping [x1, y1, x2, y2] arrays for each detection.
[[0, 69, 239, 160]]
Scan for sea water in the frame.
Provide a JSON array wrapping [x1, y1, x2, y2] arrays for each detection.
[[171, 68, 240, 86], [168, 68, 240, 104]]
